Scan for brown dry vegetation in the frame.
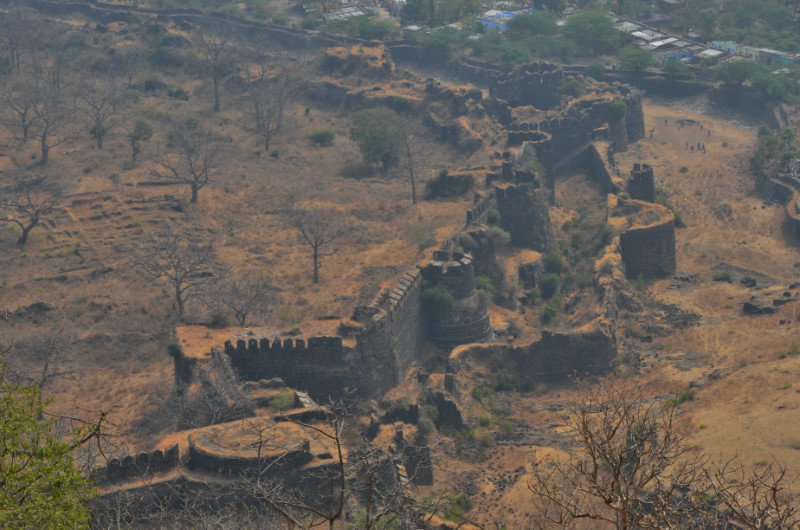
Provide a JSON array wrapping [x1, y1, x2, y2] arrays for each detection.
[[0, 16, 478, 449], [413, 100, 800, 527]]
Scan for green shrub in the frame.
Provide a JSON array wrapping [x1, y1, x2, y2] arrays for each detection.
[[301, 13, 324, 29], [624, 317, 643, 338], [269, 148, 280, 159], [418, 415, 435, 435], [270, 12, 290, 26], [713, 272, 732, 282], [446, 493, 474, 522], [166, 341, 182, 358], [166, 85, 189, 100], [308, 129, 336, 146], [539, 296, 561, 324], [487, 208, 501, 225], [584, 62, 605, 79], [665, 387, 696, 409], [475, 275, 495, 293], [208, 309, 232, 328], [610, 100, 628, 120], [479, 416, 491, 427], [269, 391, 296, 411], [125, 89, 142, 103], [544, 251, 566, 274], [539, 273, 560, 299], [421, 285, 454, 319]]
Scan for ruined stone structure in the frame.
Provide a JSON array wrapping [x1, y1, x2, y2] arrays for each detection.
[[492, 62, 565, 109], [619, 202, 677, 279], [220, 267, 426, 402], [495, 184, 556, 252], [628, 163, 656, 203], [420, 251, 492, 347], [507, 88, 645, 163], [451, 328, 616, 383], [90, 406, 350, 524], [91, 445, 180, 485]]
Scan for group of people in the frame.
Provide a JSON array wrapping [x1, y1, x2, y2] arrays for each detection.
[[661, 118, 711, 152], [686, 141, 706, 152]]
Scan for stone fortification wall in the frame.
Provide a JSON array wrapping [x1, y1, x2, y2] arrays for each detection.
[[510, 88, 645, 170], [628, 163, 656, 203], [224, 269, 425, 401], [619, 212, 677, 279], [429, 309, 491, 347], [359, 268, 427, 384], [785, 193, 800, 242], [91, 445, 180, 484], [420, 252, 476, 300], [224, 336, 361, 400], [187, 435, 313, 476], [581, 142, 619, 193], [451, 327, 616, 382], [515, 330, 616, 380], [465, 192, 495, 225], [495, 185, 556, 252], [492, 63, 565, 109], [625, 91, 646, 142]]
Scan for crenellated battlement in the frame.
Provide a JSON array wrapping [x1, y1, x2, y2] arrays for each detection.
[[91, 444, 180, 484], [420, 251, 476, 300], [224, 336, 344, 358]]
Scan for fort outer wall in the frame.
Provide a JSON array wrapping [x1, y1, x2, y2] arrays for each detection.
[[619, 210, 677, 279], [221, 269, 426, 402], [90, 445, 180, 484], [450, 328, 616, 383]]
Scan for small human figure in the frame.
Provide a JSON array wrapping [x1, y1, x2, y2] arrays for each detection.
[[685, 141, 689, 149], [665, 118, 668, 126], [691, 145, 694, 151], [708, 130, 711, 137], [650, 129, 654, 138]]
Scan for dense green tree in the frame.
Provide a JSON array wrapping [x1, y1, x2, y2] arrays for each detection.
[[0, 360, 95, 528], [618, 46, 653, 71], [505, 12, 557, 40], [563, 11, 621, 55], [715, 60, 766, 86], [350, 107, 404, 171], [543, 0, 567, 15], [662, 59, 690, 77]]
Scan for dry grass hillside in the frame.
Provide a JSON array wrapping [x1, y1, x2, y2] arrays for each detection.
[[0, 16, 480, 448]]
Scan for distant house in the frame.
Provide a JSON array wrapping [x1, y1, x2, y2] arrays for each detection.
[[696, 48, 726, 64], [481, 10, 517, 32]]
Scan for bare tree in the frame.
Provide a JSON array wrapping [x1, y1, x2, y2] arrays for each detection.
[[30, 66, 75, 166], [0, 173, 64, 244], [12, 324, 75, 389], [284, 208, 349, 284], [238, 52, 291, 151], [401, 118, 428, 205], [0, 4, 39, 72], [702, 457, 800, 528], [135, 227, 216, 317], [3, 78, 39, 143], [78, 78, 118, 149], [152, 125, 222, 203], [528, 380, 704, 529], [194, 19, 235, 113], [205, 271, 277, 326]]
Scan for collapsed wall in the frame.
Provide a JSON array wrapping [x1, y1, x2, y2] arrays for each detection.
[[496, 184, 556, 252], [450, 326, 616, 383]]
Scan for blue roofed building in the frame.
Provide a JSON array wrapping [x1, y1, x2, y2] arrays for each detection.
[[481, 10, 517, 32]]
